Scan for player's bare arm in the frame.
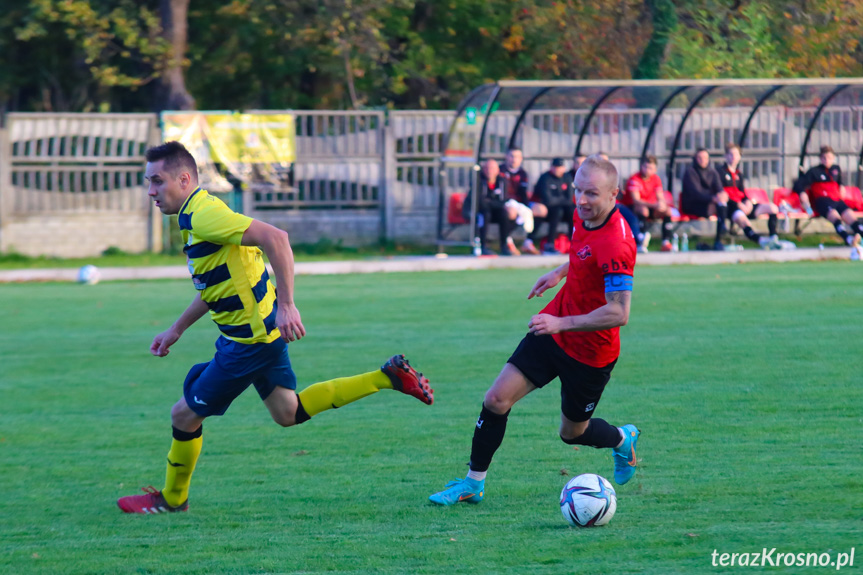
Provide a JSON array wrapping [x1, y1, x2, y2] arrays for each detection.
[[528, 289, 631, 335], [527, 262, 569, 299], [151, 294, 210, 357], [241, 219, 306, 342]]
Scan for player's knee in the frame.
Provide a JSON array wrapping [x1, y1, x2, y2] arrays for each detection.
[[482, 390, 513, 415], [559, 421, 589, 443], [560, 429, 586, 444], [171, 399, 202, 431], [271, 412, 296, 428], [560, 433, 580, 444], [269, 402, 298, 427]]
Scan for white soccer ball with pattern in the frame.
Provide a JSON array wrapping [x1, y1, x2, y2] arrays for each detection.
[[77, 264, 101, 285], [560, 473, 617, 527]]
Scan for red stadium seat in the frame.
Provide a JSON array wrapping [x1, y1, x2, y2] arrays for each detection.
[[772, 187, 803, 213], [842, 186, 863, 212], [771, 187, 811, 234], [447, 192, 468, 225], [744, 187, 770, 205], [743, 188, 772, 219]]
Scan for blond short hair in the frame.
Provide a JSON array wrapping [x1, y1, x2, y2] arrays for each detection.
[[581, 154, 619, 192]]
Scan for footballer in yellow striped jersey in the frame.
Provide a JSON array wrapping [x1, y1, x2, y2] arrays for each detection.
[[118, 141, 433, 514]]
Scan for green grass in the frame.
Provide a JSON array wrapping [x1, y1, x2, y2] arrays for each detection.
[[2, 263, 861, 574]]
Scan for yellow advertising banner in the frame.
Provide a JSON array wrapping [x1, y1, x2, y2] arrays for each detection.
[[203, 114, 296, 164], [160, 112, 297, 189]]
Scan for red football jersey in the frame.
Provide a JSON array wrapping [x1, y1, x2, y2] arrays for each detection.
[[541, 207, 636, 367], [622, 172, 662, 206], [718, 164, 746, 202], [806, 165, 842, 202]]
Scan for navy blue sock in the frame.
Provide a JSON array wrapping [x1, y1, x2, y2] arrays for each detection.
[[833, 220, 851, 244], [469, 404, 510, 472], [560, 418, 621, 449], [715, 204, 728, 241], [767, 213, 778, 236]]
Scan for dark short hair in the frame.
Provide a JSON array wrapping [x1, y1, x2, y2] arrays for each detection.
[[694, 147, 709, 157], [145, 141, 198, 178], [551, 157, 565, 167], [641, 154, 657, 165], [820, 145, 835, 155]]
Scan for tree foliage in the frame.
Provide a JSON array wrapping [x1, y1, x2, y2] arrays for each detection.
[[660, 0, 863, 79], [4, 0, 170, 111], [2, 0, 862, 112]]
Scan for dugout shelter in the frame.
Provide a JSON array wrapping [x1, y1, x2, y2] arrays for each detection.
[[437, 79, 863, 251]]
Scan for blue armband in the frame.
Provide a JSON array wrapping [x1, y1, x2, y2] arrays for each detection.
[[604, 273, 633, 293]]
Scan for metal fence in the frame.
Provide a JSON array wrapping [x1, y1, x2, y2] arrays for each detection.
[[4, 113, 157, 214], [1, 106, 862, 254], [449, 105, 863, 197]]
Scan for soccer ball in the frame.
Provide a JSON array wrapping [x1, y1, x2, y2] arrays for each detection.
[[77, 264, 101, 285], [560, 473, 617, 527]]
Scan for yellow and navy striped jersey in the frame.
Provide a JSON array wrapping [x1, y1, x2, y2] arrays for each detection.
[[178, 188, 280, 344]]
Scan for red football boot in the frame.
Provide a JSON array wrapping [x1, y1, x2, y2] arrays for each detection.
[[117, 486, 188, 514], [381, 355, 434, 405]]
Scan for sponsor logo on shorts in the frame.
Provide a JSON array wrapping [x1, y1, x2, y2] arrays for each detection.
[[584, 402, 595, 412], [193, 396, 208, 405]]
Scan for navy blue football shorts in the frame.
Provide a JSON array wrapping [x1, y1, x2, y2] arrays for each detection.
[[183, 335, 297, 417], [813, 197, 849, 218], [507, 332, 616, 423]]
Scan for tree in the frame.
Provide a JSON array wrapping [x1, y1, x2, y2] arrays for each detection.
[[633, 0, 677, 79], [156, 0, 195, 111], [4, 1, 863, 113], [659, 0, 863, 79], [515, 0, 652, 80], [7, 0, 172, 112]]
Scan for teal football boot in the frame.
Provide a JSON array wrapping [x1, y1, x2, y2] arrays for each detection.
[[612, 424, 640, 485], [429, 477, 484, 506]]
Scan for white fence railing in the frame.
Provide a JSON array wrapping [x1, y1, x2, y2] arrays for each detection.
[[2, 106, 862, 251]]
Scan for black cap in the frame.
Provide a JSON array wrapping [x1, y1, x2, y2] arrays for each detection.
[[551, 158, 565, 167]]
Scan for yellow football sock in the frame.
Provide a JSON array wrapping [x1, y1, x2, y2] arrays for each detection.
[[163, 430, 203, 508], [297, 370, 392, 418]]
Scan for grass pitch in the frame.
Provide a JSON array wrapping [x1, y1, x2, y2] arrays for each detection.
[[1, 262, 861, 574]]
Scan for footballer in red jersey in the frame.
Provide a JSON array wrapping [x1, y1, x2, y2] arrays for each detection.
[[429, 155, 641, 508], [717, 143, 787, 249], [621, 154, 672, 250], [794, 145, 863, 250]]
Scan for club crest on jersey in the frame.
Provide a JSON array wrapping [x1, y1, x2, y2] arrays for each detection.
[[576, 245, 592, 260]]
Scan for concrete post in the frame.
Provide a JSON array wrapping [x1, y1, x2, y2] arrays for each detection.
[[380, 112, 396, 242], [148, 119, 164, 253], [0, 123, 12, 252]]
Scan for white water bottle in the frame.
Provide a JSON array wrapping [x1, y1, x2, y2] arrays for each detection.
[[473, 237, 482, 256], [672, 233, 679, 252]]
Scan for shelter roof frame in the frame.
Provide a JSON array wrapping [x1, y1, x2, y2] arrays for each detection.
[[437, 78, 863, 250]]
